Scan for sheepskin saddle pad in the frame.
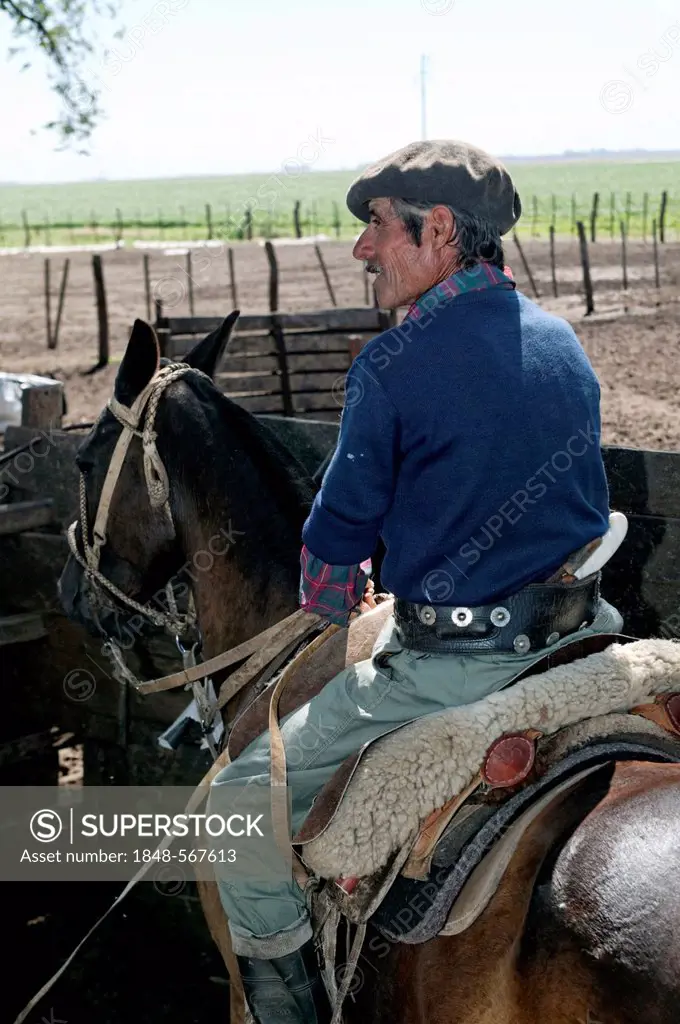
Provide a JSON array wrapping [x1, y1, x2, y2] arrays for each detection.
[[368, 712, 680, 944], [296, 636, 680, 888]]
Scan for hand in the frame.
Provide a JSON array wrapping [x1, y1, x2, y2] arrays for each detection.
[[359, 578, 376, 612], [348, 579, 377, 622]]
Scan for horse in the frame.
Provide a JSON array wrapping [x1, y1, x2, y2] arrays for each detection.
[[59, 315, 680, 1024]]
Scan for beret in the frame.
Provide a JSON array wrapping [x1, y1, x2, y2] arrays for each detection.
[[346, 139, 522, 235]]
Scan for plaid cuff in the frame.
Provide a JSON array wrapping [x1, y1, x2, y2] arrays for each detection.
[[299, 544, 372, 627]]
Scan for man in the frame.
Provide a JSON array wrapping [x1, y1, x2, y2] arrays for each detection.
[[209, 139, 623, 1024]]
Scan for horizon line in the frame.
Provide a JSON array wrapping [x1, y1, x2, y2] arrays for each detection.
[[2, 147, 680, 188]]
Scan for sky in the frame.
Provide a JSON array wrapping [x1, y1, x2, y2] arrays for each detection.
[[2, 0, 680, 183]]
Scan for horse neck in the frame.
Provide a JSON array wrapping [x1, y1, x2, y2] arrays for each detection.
[[165, 399, 312, 658]]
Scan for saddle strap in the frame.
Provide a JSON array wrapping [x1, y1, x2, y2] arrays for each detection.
[[268, 624, 343, 889]]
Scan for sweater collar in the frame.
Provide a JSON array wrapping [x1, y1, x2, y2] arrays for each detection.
[[405, 262, 515, 321]]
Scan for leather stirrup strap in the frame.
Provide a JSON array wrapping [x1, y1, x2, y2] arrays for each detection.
[[268, 624, 342, 889]]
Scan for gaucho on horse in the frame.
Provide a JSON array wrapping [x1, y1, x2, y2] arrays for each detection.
[[59, 139, 680, 1024], [207, 139, 627, 1021]]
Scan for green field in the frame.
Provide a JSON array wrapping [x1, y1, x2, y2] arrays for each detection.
[[1, 157, 679, 247]]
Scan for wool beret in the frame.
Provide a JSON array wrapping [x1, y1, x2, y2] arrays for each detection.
[[346, 139, 522, 235]]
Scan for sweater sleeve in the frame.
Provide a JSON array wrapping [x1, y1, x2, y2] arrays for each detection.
[[302, 358, 399, 565]]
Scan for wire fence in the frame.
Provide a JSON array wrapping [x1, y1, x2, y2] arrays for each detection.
[[0, 190, 678, 249]]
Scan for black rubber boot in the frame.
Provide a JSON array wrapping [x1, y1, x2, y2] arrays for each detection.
[[236, 937, 332, 1024]]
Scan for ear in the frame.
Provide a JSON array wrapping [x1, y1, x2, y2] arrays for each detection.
[[114, 320, 160, 405], [183, 310, 240, 379]]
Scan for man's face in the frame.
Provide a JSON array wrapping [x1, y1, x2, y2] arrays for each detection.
[[352, 198, 446, 308]]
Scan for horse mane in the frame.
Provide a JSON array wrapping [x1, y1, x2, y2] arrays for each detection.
[[181, 371, 320, 537]]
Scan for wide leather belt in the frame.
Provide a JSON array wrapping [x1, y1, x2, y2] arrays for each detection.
[[394, 573, 601, 655]]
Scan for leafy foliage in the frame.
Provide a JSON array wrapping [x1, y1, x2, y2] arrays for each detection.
[[0, 0, 123, 150]]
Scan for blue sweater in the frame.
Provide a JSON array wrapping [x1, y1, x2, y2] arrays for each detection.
[[302, 283, 610, 606]]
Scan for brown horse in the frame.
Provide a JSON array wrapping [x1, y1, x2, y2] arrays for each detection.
[[59, 318, 680, 1024]]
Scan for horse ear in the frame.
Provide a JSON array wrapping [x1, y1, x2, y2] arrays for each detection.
[[114, 319, 160, 406], [183, 310, 240, 380]]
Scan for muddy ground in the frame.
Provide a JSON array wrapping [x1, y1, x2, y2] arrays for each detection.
[[1, 235, 680, 1024]]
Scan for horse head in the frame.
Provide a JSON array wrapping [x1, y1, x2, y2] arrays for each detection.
[[58, 310, 315, 659]]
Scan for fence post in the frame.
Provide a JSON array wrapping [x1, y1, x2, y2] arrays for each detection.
[[571, 194, 576, 235], [245, 207, 253, 241], [143, 255, 151, 321], [44, 214, 51, 247], [92, 254, 110, 368], [531, 195, 538, 237], [620, 219, 628, 291], [186, 250, 195, 316], [652, 218, 660, 288], [642, 192, 649, 242], [293, 201, 302, 239], [205, 203, 213, 241], [576, 221, 594, 315], [51, 259, 70, 350], [314, 244, 337, 306], [551, 194, 557, 230], [228, 247, 238, 309], [609, 192, 615, 239], [115, 208, 124, 244], [44, 258, 52, 348], [512, 231, 540, 298], [21, 210, 30, 248], [659, 190, 668, 243], [549, 225, 558, 297], [590, 192, 599, 242], [625, 192, 632, 237], [332, 201, 341, 239], [264, 241, 294, 417]]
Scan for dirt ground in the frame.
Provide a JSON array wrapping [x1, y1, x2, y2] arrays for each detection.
[[2, 235, 680, 1024], [1, 235, 679, 449]]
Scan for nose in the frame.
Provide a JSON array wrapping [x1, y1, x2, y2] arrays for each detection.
[[352, 226, 373, 262]]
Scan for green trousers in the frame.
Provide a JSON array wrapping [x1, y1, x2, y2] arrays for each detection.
[[208, 597, 623, 958]]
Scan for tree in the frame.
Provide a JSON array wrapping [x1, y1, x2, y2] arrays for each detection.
[[0, 0, 123, 151]]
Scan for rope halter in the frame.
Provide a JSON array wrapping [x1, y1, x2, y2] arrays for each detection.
[[66, 362, 212, 637]]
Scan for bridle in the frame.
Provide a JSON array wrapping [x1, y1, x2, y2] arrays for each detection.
[[66, 361, 221, 754], [66, 361, 211, 634]]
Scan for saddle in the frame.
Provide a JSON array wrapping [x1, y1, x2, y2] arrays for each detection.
[[226, 601, 680, 950]]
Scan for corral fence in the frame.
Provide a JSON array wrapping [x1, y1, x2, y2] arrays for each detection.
[[34, 220, 675, 372], [1, 190, 679, 249]]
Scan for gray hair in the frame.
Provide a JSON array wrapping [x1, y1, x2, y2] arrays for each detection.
[[390, 198, 505, 270]]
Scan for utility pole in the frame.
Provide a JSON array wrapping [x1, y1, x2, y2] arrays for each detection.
[[420, 54, 428, 140]]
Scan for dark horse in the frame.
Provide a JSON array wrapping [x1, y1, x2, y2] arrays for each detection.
[[59, 317, 680, 1024]]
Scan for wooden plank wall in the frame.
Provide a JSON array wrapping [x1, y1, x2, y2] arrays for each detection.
[[601, 446, 680, 639], [157, 308, 397, 419]]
